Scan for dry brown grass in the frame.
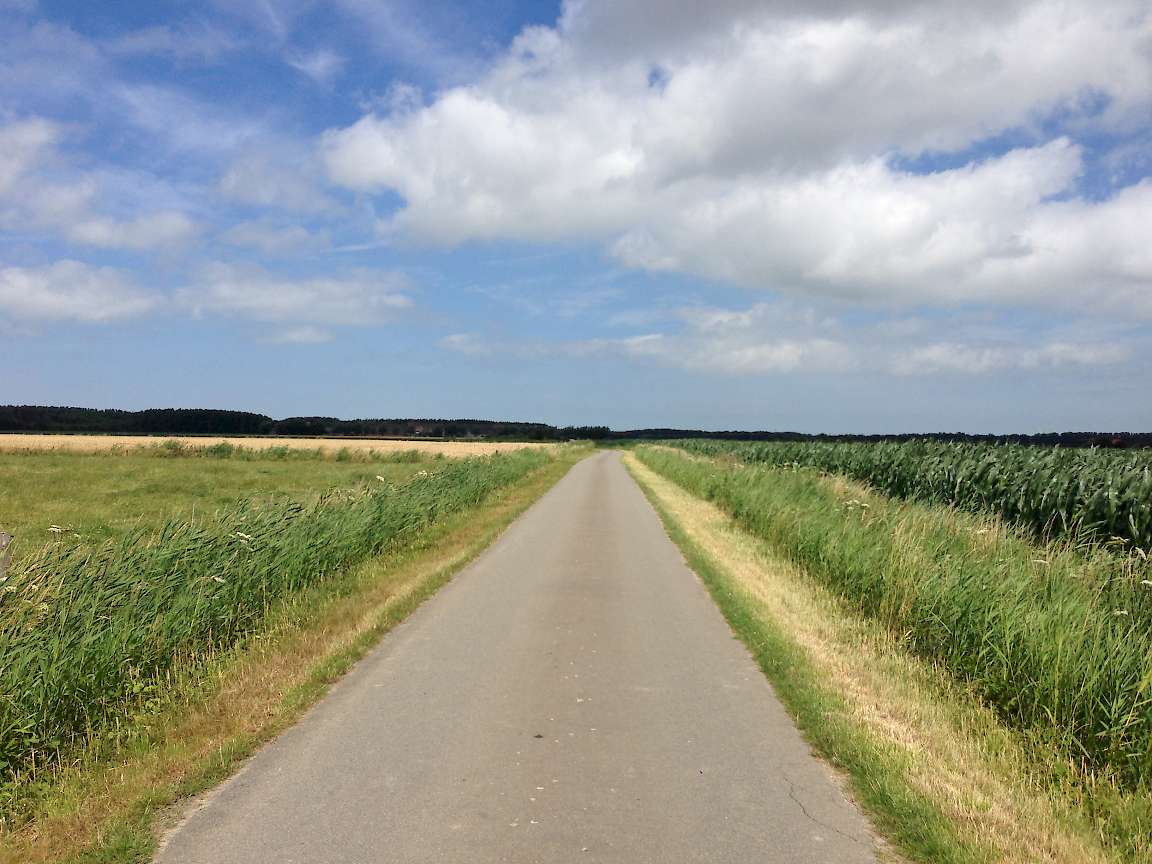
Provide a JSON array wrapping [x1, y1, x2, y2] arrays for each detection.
[[0, 434, 552, 457], [625, 453, 1117, 864], [0, 451, 579, 864]]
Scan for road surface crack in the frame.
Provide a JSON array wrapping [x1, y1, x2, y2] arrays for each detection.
[[781, 773, 867, 847]]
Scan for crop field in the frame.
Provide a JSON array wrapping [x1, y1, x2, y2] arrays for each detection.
[[0, 449, 433, 557], [0, 445, 557, 790], [674, 438, 1152, 549], [0, 434, 552, 457]]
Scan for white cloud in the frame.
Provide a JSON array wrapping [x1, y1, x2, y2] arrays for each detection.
[[180, 264, 412, 325], [322, 0, 1152, 316], [438, 332, 493, 356], [442, 299, 1134, 377], [0, 261, 156, 322], [104, 24, 243, 64], [287, 49, 345, 84], [219, 149, 337, 213], [0, 117, 57, 194], [0, 0, 37, 12], [113, 83, 268, 156], [890, 342, 1130, 375], [609, 139, 1152, 312], [644, 302, 1135, 376], [68, 211, 198, 250], [0, 117, 201, 251], [222, 220, 329, 254], [265, 325, 334, 344]]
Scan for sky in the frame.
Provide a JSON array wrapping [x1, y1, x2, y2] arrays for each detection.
[[1, 0, 1150, 432]]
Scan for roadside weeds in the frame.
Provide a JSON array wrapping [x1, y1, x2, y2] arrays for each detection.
[[624, 452, 1121, 864], [0, 448, 585, 864]]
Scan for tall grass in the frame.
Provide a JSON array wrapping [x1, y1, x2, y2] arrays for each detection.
[[0, 449, 549, 778], [674, 439, 1152, 549], [637, 446, 1152, 791]]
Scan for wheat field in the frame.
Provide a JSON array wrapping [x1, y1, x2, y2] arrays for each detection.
[[0, 434, 552, 457]]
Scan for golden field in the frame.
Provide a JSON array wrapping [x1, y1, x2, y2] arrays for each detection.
[[0, 434, 553, 457]]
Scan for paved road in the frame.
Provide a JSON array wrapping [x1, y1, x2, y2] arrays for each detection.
[[158, 452, 876, 863]]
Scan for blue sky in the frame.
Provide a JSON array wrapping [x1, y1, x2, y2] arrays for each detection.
[[2, 0, 1150, 432]]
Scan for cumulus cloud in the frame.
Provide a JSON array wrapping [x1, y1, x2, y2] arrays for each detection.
[[322, 0, 1152, 315], [179, 264, 412, 325], [0, 261, 156, 321]]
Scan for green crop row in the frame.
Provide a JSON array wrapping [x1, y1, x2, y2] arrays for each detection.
[[672, 439, 1152, 549], [636, 446, 1152, 799], [0, 449, 550, 778]]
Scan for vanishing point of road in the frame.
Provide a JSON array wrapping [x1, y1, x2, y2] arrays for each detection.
[[158, 452, 877, 863]]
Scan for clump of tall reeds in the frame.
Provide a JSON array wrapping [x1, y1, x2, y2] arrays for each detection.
[[0, 449, 549, 778], [638, 446, 1152, 790]]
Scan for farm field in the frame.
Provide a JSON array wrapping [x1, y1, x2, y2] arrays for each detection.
[[0, 450, 431, 557], [635, 444, 1152, 861], [675, 438, 1152, 549], [0, 433, 552, 457]]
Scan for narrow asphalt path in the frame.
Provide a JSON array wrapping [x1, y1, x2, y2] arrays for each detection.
[[158, 452, 876, 863]]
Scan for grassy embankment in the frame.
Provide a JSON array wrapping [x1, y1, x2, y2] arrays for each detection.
[[628, 446, 1152, 864], [0, 443, 586, 864]]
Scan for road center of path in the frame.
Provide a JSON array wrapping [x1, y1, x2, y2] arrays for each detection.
[[158, 452, 877, 863]]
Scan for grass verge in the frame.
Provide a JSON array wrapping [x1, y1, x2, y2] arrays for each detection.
[[625, 451, 1133, 864], [0, 446, 586, 864], [634, 447, 1152, 796]]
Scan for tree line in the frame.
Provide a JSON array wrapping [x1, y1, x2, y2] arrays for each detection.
[[0, 405, 1147, 447], [0, 405, 608, 441]]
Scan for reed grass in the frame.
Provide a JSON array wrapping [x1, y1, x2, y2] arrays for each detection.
[[0, 449, 550, 781], [0, 450, 429, 551], [637, 446, 1152, 798]]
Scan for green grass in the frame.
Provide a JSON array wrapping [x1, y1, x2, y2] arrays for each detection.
[[635, 446, 1152, 857], [0, 450, 429, 556], [625, 456, 990, 863], [0, 449, 552, 785], [1, 445, 586, 864]]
